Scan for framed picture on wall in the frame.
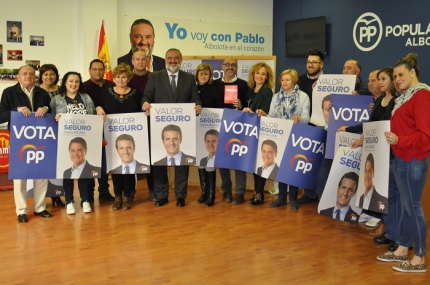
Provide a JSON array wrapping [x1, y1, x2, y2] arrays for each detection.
[[30, 35, 44, 46], [26, 60, 40, 71], [7, 21, 22, 43], [7, 50, 22, 61]]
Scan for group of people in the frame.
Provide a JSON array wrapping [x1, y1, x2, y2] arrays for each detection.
[[0, 17, 428, 274]]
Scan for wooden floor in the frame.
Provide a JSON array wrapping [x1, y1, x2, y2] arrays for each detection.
[[1, 181, 429, 285]]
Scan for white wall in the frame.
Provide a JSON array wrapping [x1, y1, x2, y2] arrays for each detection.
[[0, 0, 272, 94]]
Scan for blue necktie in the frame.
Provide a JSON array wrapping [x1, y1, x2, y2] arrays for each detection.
[[335, 209, 341, 220], [171, 74, 176, 95]]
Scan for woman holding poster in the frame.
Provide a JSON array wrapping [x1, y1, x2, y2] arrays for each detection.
[[239, 62, 274, 206], [96, 63, 143, 211], [50, 72, 96, 214], [377, 53, 430, 273], [195, 63, 223, 207], [257, 69, 310, 210]]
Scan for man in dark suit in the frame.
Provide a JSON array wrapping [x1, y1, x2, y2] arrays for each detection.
[[320, 172, 360, 224], [0, 65, 52, 223], [256, 140, 279, 180], [142, 48, 201, 207], [63, 137, 101, 179], [199, 129, 219, 167], [358, 153, 388, 213], [118, 18, 165, 72], [110, 134, 150, 174]]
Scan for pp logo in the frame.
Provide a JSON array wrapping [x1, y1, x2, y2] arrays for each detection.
[[225, 138, 249, 156], [54, 190, 62, 195], [290, 154, 314, 174], [141, 166, 148, 172], [353, 12, 383, 52], [351, 214, 357, 221], [19, 144, 46, 164], [186, 158, 194, 163], [91, 171, 99, 177], [378, 202, 385, 211]]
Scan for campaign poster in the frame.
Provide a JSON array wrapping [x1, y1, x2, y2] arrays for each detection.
[[318, 146, 362, 224], [355, 120, 390, 214], [57, 114, 103, 179], [255, 116, 293, 180], [196, 108, 223, 169], [150, 103, 196, 166], [277, 124, 326, 189], [104, 113, 150, 174], [334, 131, 361, 155], [309, 74, 356, 127], [9, 112, 57, 179], [326, 94, 373, 159], [214, 109, 260, 173], [27, 179, 65, 198]]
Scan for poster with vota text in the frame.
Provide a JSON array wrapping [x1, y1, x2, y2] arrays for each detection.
[[334, 132, 361, 156], [355, 120, 390, 214], [9, 112, 57, 179], [150, 103, 196, 166], [196, 108, 223, 168], [276, 124, 326, 189], [214, 109, 260, 173], [104, 113, 150, 174], [254, 116, 293, 180], [57, 114, 103, 179], [309, 74, 356, 127], [326, 94, 373, 159], [318, 146, 362, 224]]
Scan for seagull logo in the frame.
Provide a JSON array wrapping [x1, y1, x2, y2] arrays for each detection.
[[18, 144, 45, 161]]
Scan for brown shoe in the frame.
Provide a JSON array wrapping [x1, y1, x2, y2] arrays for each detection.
[[369, 223, 385, 236], [112, 197, 123, 210], [232, 194, 244, 205], [223, 192, 233, 203], [122, 197, 131, 210]]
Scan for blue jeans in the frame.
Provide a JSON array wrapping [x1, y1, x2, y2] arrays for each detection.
[[383, 158, 401, 241], [278, 182, 298, 201], [393, 156, 429, 257], [63, 178, 94, 204], [304, 158, 332, 199]]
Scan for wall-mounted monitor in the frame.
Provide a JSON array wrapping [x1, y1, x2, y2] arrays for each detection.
[[285, 16, 326, 57]]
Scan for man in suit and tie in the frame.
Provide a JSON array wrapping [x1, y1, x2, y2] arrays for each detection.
[[359, 153, 388, 213], [256, 140, 279, 180], [118, 18, 165, 72], [142, 48, 201, 207], [320, 172, 360, 224], [63, 137, 101, 179], [110, 134, 149, 174], [199, 129, 219, 167]]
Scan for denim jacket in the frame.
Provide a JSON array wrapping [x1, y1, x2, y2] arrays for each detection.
[[50, 92, 96, 115]]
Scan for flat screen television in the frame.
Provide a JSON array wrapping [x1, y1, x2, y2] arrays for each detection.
[[285, 16, 326, 57]]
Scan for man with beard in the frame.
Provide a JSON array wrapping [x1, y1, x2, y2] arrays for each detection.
[[118, 18, 165, 72], [297, 49, 324, 117], [142, 48, 201, 207], [212, 57, 250, 205]]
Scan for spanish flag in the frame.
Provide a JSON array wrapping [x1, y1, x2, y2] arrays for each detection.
[[98, 21, 113, 81]]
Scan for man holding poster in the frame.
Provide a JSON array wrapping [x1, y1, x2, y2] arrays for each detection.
[[142, 48, 201, 207]]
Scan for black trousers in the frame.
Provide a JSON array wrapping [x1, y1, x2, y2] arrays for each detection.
[[111, 174, 135, 198], [153, 165, 189, 199]]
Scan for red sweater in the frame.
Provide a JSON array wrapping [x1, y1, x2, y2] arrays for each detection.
[[391, 89, 430, 161]]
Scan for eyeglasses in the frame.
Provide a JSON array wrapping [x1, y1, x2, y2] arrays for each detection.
[[223, 63, 238, 68], [306, 61, 322, 65], [91, 68, 105, 72]]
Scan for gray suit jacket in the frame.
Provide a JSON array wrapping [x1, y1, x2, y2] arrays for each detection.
[[142, 70, 201, 105]]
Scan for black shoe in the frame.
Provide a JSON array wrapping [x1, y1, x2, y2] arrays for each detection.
[[373, 235, 394, 244], [290, 200, 299, 210], [18, 214, 28, 223], [269, 198, 287, 208], [250, 193, 264, 206], [223, 192, 232, 203], [34, 210, 52, 218], [388, 243, 413, 252], [155, 198, 168, 207], [297, 195, 318, 204], [177, 198, 185, 207], [51, 197, 65, 207], [232, 194, 244, 205], [99, 193, 115, 202], [149, 190, 157, 202]]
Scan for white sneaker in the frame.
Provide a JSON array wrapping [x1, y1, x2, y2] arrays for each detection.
[[82, 202, 92, 213], [359, 213, 372, 223], [365, 217, 381, 227], [67, 203, 76, 215]]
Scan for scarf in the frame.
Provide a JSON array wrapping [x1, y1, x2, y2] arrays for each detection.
[[274, 84, 300, 119], [392, 83, 430, 115]]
